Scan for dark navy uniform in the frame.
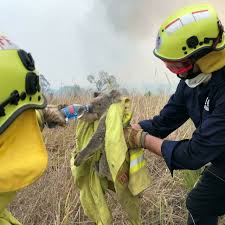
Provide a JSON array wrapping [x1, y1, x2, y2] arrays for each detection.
[[139, 67, 225, 225]]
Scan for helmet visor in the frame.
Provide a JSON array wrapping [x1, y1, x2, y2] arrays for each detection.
[[164, 60, 193, 75]]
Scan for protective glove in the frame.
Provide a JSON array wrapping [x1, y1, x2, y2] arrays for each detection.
[[42, 104, 67, 128], [123, 126, 148, 149]]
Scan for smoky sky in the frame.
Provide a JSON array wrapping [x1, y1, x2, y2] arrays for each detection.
[[0, 0, 224, 92]]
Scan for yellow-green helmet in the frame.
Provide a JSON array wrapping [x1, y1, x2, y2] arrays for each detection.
[[154, 4, 225, 61], [0, 35, 46, 134]]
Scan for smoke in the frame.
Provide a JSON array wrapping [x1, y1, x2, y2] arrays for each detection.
[[100, 0, 225, 40], [100, 0, 189, 39], [88, 0, 225, 93], [1, 0, 224, 92]]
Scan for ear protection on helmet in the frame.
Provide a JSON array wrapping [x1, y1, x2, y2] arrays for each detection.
[[18, 50, 41, 97], [25, 72, 40, 95], [18, 49, 35, 71], [18, 50, 41, 96]]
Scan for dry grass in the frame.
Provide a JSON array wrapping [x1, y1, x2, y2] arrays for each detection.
[[9, 95, 225, 225]]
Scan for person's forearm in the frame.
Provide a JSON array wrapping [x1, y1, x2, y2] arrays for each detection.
[[144, 134, 163, 157]]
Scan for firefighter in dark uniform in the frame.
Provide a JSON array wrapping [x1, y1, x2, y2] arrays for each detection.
[[124, 4, 225, 225]]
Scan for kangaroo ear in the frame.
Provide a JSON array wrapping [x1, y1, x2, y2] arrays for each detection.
[[57, 104, 68, 110], [109, 90, 121, 103], [93, 92, 101, 98]]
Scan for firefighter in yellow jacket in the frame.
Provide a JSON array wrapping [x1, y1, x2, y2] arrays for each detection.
[[0, 35, 65, 224]]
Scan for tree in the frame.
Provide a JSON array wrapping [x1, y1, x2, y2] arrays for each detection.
[[54, 84, 86, 98], [144, 90, 152, 96], [39, 74, 51, 94], [87, 71, 119, 92], [119, 87, 129, 96]]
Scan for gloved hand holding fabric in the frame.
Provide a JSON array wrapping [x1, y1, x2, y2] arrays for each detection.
[[123, 126, 148, 149]]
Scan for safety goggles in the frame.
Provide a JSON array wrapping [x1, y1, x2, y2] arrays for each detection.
[[164, 59, 193, 75]]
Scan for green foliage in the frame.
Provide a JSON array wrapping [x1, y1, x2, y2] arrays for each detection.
[[144, 90, 152, 96], [54, 84, 88, 97], [181, 170, 201, 191], [87, 70, 119, 92], [39, 74, 51, 94]]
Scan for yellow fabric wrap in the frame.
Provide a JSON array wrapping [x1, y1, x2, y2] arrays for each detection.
[[0, 210, 22, 225], [71, 98, 151, 225], [128, 149, 151, 196], [196, 48, 225, 74], [0, 192, 21, 225], [0, 109, 48, 192]]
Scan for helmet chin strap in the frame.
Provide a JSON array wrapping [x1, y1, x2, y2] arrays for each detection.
[[177, 68, 201, 80]]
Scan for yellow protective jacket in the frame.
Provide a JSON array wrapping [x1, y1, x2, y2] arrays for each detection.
[[71, 98, 151, 225], [0, 110, 46, 225], [0, 192, 22, 225]]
